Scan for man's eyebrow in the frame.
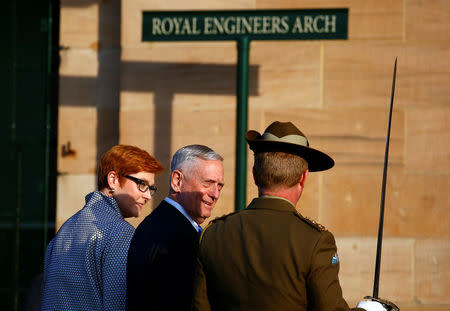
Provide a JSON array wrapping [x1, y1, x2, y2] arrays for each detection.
[[204, 179, 224, 185]]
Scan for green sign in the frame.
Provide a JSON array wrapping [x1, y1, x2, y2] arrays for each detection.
[[142, 9, 348, 41]]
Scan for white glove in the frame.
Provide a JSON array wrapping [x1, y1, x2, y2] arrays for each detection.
[[357, 300, 387, 311], [357, 297, 399, 311]]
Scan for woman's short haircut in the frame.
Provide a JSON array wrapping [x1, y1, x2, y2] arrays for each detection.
[[253, 151, 308, 189], [170, 144, 223, 179], [97, 145, 163, 190]]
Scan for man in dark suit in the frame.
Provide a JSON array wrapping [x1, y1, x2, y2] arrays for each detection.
[[127, 144, 224, 311], [192, 122, 398, 311]]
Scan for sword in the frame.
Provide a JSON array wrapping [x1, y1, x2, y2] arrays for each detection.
[[370, 57, 398, 303]]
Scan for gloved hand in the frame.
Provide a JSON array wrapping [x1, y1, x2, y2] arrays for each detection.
[[357, 297, 399, 311]]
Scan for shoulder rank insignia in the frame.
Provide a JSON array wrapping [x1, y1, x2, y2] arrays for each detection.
[[294, 211, 328, 231], [304, 215, 328, 232], [332, 252, 339, 264]]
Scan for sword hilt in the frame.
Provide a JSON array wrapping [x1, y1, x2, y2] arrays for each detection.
[[363, 296, 400, 311]]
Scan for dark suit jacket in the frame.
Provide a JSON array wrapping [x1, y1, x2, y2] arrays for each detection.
[[192, 196, 364, 311], [127, 199, 199, 311]]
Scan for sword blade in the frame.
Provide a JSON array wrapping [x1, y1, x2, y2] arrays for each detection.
[[373, 57, 397, 298]]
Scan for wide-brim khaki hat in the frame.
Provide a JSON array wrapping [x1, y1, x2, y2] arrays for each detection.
[[245, 121, 334, 172]]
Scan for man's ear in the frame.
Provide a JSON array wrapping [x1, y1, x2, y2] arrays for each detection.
[[252, 167, 257, 186], [106, 171, 120, 191], [170, 170, 183, 193], [299, 169, 309, 188]]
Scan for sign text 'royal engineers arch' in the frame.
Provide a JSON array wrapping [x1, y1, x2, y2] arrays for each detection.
[[142, 9, 348, 41]]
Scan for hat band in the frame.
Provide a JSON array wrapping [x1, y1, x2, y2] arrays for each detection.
[[261, 132, 309, 147]]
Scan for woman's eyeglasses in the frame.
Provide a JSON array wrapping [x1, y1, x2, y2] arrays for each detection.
[[124, 175, 157, 195]]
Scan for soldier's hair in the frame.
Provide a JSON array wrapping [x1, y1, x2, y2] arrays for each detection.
[[97, 145, 163, 190], [253, 151, 308, 189], [170, 144, 223, 180]]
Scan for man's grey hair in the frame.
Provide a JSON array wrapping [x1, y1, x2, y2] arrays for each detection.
[[171, 144, 223, 179]]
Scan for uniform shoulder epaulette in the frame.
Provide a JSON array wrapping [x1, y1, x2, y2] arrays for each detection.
[[294, 211, 328, 232], [199, 210, 241, 242], [209, 210, 241, 224]]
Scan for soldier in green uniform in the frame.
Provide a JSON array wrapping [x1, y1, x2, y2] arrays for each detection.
[[192, 121, 398, 311]]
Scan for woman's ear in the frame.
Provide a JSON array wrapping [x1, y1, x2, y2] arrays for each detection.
[[170, 170, 183, 193], [106, 171, 120, 192]]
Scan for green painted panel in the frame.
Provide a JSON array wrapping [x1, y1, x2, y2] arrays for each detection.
[[0, 0, 59, 309]]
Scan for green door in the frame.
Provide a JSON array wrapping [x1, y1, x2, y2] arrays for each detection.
[[0, 0, 59, 309]]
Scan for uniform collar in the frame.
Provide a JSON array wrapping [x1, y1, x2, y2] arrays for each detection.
[[248, 196, 297, 212]]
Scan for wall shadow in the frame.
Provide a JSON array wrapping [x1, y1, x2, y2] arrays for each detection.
[[60, 0, 260, 194], [60, 62, 259, 182]]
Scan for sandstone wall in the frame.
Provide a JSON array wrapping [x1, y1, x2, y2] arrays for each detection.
[[57, 0, 449, 309]]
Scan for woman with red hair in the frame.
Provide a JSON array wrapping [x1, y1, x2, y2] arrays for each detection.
[[41, 145, 163, 311]]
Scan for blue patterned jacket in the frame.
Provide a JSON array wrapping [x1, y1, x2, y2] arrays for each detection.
[[41, 191, 135, 310]]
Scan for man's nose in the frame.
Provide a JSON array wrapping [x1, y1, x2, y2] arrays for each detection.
[[209, 185, 220, 200]]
